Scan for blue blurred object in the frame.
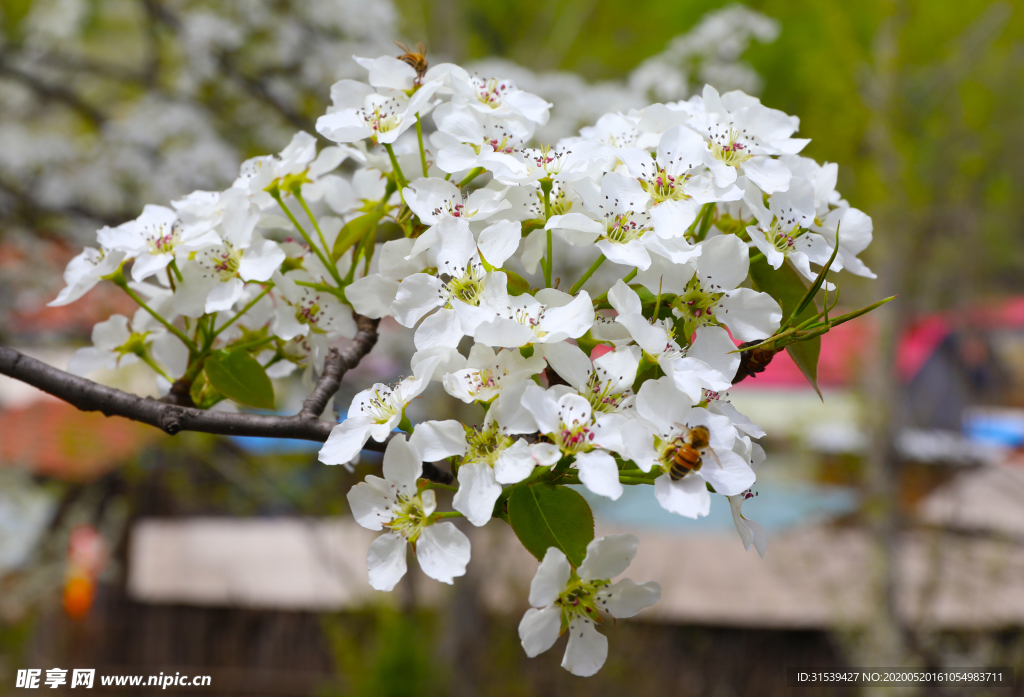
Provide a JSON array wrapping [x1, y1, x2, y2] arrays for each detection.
[[582, 480, 859, 533], [231, 435, 322, 453], [963, 409, 1024, 448]]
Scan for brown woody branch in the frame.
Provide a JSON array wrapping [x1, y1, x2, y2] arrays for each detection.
[[300, 315, 379, 418], [0, 321, 382, 448]]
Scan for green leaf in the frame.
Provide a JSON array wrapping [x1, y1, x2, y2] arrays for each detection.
[[503, 268, 531, 296], [332, 211, 385, 262], [507, 483, 595, 566], [203, 350, 276, 409], [749, 255, 822, 398]]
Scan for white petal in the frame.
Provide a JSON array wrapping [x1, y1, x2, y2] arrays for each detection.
[[392, 274, 445, 327], [717, 288, 782, 342], [578, 533, 639, 582], [409, 420, 468, 461], [150, 333, 189, 377], [538, 342, 592, 392], [518, 605, 562, 658], [651, 198, 699, 239], [493, 440, 540, 484], [597, 238, 651, 270], [67, 347, 115, 376], [529, 547, 571, 607], [688, 325, 740, 382], [635, 376, 692, 436], [522, 385, 561, 434], [574, 451, 623, 501], [367, 532, 408, 591], [600, 579, 662, 618], [414, 307, 464, 350], [561, 618, 608, 677], [536, 291, 594, 341], [346, 275, 400, 319], [521, 228, 546, 275], [355, 55, 418, 91], [742, 156, 791, 194], [415, 522, 471, 584], [237, 238, 285, 282], [131, 253, 173, 282], [607, 279, 642, 316], [318, 418, 372, 465], [654, 473, 711, 518], [382, 435, 423, 491], [205, 278, 245, 313], [347, 476, 396, 531], [452, 463, 503, 526], [695, 234, 748, 292], [477, 219, 521, 268], [698, 447, 755, 496]]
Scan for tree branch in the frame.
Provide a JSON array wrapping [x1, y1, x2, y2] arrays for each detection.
[[0, 344, 383, 448], [300, 314, 379, 418]]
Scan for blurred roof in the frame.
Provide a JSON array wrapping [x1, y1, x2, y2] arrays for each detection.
[[127, 463, 1024, 630], [1, 240, 136, 339], [0, 398, 161, 481]]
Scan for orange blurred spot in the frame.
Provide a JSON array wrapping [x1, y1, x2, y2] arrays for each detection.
[[63, 576, 94, 620]]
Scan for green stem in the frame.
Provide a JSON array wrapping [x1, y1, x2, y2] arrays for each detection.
[[295, 280, 345, 300], [228, 336, 275, 353], [168, 258, 184, 283], [544, 230, 553, 288], [432, 511, 464, 519], [273, 194, 343, 288], [119, 284, 197, 352], [295, 191, 331, 256], [383, 143, 408, 189], [415, 113, 429, 178], [211, 285, 272, 340], [139, 352, 172, 382], [570, 255, 606, 295], [456, 167, 485, 188], [424, 482, 458, 493], [541, 180, 553, 287]]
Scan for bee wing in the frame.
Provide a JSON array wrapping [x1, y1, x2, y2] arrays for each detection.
[[706, 446, 724, 469], [416, 42, 427, 54], [394, 39, 411, 52]]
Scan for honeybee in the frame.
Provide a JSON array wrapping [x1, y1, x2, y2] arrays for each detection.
[[394, 40, 429, 78], [666, 425, 722, 480]]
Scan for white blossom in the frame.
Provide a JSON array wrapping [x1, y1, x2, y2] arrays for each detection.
[[518, 535, 661, 676]]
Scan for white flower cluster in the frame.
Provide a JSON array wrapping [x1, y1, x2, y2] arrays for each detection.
[[51, 49, 875, 676]]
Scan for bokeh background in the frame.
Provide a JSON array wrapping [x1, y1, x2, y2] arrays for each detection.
[[2, 0, 1024, 694]]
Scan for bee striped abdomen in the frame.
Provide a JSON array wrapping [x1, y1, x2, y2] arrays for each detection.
[[669, 444, 702, 480]]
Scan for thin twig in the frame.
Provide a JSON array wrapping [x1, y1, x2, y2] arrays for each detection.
[[299, 314, 379, 418]]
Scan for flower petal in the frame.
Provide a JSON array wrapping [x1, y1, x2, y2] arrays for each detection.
[[574, 451, 624, 501], [518, 605, 562, 658], [415, 522, 471, 584], [561, 618, 608, 677], [529, 547, 571, 607], [452, 462, 503, 526], [319, 418, 373, 466], [578, 533, 639, 582], [600, 578, 662, 618], [382, 435, 423, 492], [366, 532, 408, 591], [654, 473, 711, 518]]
